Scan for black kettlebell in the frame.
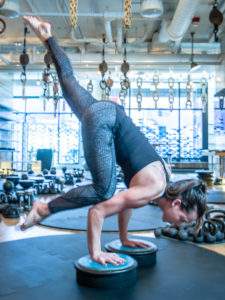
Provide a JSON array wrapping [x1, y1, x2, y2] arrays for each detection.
[[167, 228, 178, 238], [3, 205, 20, 219], [28, 170, 34, 174], [193, 229, 204, 243], [203, 220, 217, 243], [154, 227, 162, 237], [21, 173, 29, 180], [205, 209, 225, 220], [50, 168, 57, 175], [42, 169, 49, 175], [62, 166, 67, 173], [177, 230, 189, 241], [3, 181, 14, 193], [212, 218, 225, 241], [162, 227, 170, 236]]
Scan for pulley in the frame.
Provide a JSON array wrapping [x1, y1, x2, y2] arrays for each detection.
[[99, 60, 108, 76]]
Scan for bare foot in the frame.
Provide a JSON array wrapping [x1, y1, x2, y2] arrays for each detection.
[[22, 15, 52, 42], [20, 199, 50, 230]]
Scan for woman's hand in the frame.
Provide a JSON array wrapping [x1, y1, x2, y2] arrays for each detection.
[[121, 238, 150, 249], [91, 251, 126, 266]]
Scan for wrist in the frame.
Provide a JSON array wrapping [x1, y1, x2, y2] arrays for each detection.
[[42, 34, 52, 42], [120, 234, 128, 243]]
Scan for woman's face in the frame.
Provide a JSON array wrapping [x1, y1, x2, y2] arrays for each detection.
[[162, 199, 198, 226]]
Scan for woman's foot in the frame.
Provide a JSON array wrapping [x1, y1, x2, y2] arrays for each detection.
[[22, 16, 52, 42], [20, 199, 51, 230]]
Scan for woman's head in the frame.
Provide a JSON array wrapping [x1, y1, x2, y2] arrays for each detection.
[[161, 179, 207, 226]]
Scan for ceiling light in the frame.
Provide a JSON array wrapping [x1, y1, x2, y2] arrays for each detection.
[[140, 0, 163, 18], [190, 61, 200, 72], [0, 0, 19, 18], [190, 32, 200, 72]]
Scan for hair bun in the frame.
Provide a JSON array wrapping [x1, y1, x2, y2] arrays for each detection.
[[198, 180, 207, 193]]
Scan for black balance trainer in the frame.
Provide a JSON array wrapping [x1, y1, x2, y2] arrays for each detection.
[[105, 239, 157, 267], [74, 253, 137, 289]]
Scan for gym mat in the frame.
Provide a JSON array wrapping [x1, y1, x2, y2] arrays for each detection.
[[0, 234, 225, 300], [40, 205, 166, 232], [207, 189, 225, 204]]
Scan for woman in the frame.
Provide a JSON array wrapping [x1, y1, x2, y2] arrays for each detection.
[[21, 16, 207, 266]]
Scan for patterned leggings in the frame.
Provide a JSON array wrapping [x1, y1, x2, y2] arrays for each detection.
[[46, 37, 118, 213]]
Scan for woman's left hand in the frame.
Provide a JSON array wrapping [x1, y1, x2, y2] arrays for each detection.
[[121, 238, 150, 249]]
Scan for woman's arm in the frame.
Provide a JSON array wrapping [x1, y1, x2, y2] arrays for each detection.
[[87, 186, 154, 265], [118, 208, 133, 243]]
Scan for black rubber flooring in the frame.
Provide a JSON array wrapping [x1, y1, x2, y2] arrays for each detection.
[[0, 234, 225, 300], [40, 205, 166, 232], [207, 189, 225, 203]]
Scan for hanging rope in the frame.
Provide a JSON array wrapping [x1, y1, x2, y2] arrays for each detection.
[[186, 75, 192, 109], [53, 76, 60, 117], [87, 79, 93, 94], [119, 34, 130, 106], [124, 0, 132, 28], [20, 24, 29, 101], [20, 24, 29, 172], [99, 34, 108, 100], [70, 0, 79, 30], [136, 77, 143, 111], [152, 73, 160, 109], [42, 52, 53, 110], [201, 77, 208, 113], [168, 77, 175, 111]]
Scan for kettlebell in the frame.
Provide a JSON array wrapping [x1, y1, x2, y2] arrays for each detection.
[[3, 181, 14, 193], [154, 227, 162, 237], [193, 229, 204, 243], [203, 220, 217, 243], [177, 230, 189, 241], [42, 169, 48, 175]]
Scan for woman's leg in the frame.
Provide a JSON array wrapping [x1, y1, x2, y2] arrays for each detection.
[[48, 101, 117, 213], [21, 101, 118, 228], [46, 37, 97, 121], [23, 16, 96, 121]]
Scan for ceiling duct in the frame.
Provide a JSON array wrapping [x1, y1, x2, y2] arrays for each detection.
[[140, 0, 163, 18], [0, 0, 19, 18], [158, 0, 200, 42]]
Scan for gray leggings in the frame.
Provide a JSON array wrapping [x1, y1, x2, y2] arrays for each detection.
[[46, 37, 117, 213]]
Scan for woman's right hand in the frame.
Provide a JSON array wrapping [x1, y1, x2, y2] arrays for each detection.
[[91, 251, 126, 266]]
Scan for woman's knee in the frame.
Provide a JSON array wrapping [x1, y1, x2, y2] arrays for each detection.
[[94, 181, 117, 200]]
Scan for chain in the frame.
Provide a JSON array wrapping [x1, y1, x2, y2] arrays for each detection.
[[87, 79, 93, 94], [119, 89, 127, 107], [99, 78, 106, 100], [70, 0, 78, 30], [201, 77, 208, 113], [136, 77, 142, 111], [186, 75, 192, 109], [119, 34, 130, 106], [99, 35, 108, 100], [168, 77, 175, 111], [105, 76, 113, 100], [152, 74, 160, 109], [219, 96, 224, 110], [124, 0, 132, 28], [53, 76, 60, 117], [20, 24, 29, 101]]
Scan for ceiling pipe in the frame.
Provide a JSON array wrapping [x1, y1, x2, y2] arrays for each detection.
[[104, 20, 113, 44], [5, 51, 221, 66], [158, 0, 201, 43]]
